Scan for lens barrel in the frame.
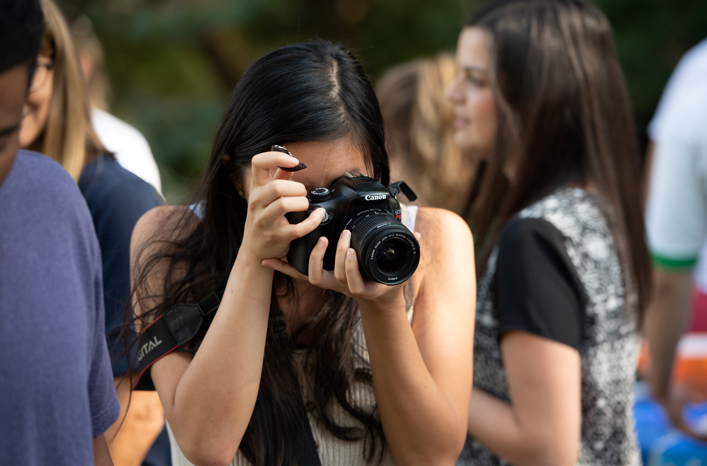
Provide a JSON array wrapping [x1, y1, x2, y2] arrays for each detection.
[[348, 211, 420, 285]]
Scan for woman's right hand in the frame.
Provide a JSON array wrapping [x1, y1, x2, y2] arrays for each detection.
[[240, 151, 325, 263]]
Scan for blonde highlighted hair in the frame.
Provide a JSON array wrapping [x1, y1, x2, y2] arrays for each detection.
[[377, 54, 475, 214], [37, 0, 104, 181]]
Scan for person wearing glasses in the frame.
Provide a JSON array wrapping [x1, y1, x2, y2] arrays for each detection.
[[17, 1, 168, 465]]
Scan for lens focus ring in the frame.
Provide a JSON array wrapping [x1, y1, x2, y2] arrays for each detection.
[[348, 211, 420, 285]]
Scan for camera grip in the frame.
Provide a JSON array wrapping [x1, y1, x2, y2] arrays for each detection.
[[286, 210, 334, 275]]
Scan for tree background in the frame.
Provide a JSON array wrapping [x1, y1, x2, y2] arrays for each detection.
[[57, 0, 707, 203]]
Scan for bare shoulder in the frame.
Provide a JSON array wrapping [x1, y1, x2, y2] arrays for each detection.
[[409, 207, 475, 294], [132, 205, 200, 250], [408, 208, 475, 340], [131, 205, 200, 321], [415, 207, 474, 259]]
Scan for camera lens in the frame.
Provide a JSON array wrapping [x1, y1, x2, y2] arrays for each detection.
[[348, 211, 420, 285], [376, 240, 408, 274]]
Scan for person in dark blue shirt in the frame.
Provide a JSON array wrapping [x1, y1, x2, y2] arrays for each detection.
[[79, 154, 163, 377], [79, 155, 171, 466]]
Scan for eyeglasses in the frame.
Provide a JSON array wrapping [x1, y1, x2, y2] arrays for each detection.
[[29, 62, 54, 93]]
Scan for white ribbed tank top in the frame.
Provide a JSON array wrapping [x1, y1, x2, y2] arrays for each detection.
[[169, 204, 419, 466]]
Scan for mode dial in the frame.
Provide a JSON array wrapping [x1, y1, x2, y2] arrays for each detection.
[[310, 187, 332, 202]]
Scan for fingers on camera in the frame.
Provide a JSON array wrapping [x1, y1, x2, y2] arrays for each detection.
[[308, 239, 327, 285], [252, 152, 300, 185]]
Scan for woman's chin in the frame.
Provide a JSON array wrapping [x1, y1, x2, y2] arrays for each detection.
[[453, 132, 475, 151]]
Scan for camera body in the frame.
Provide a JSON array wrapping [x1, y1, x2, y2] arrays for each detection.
[[286, 173, 420, 285]]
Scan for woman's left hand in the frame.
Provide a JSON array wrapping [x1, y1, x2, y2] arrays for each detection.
[[261, 229, 416, 308]]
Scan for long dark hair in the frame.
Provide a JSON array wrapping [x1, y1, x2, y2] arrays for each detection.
[[131, 41, 389, 465], [463, 0, 651, 318]]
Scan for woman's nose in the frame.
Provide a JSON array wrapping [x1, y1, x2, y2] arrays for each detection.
[[446, 75, 464, 104]]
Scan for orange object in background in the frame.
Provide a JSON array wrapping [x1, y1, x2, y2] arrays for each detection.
[[673, 334, 707, 403], [639, 333, 707, 404], [638, 342, 651, 380]]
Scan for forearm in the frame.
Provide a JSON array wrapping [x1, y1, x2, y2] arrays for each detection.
[[94, 434, 114, 466], [165, 251, 274, 460], [468, 390, 574, 466], [644, 270, 693, 401], [467, 390, 528, 464], [360, 298, 466, 464], [105, 377, 164, 466], [469, 334, 582, 466]]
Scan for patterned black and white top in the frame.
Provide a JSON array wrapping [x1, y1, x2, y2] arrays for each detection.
[[458, 188, 640, 466]]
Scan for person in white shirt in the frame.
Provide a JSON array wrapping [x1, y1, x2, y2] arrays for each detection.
[[91, 107, 162, 194], [644, 37, 707, 435], [648, 38, 707, 143]]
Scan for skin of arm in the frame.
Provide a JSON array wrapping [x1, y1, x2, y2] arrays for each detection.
[[93, 434, 115, 466], [642, 140, 655, 207], [642, 139, 697, 432], [132, 152, 324, 466], [467, 332, 581, 466], [265, 207, 476, 464], [643, 268, 694, 429], [360, 208, 475, 464], [103, 376, 165, 466]]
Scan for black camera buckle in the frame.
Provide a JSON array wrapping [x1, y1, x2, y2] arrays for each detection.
[[388, 181, 417, 202]]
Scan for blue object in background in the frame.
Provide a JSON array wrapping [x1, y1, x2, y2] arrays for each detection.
[[633, 382, 707, 465], [635, 382, 673, 465], [649, 432, 707, 465]]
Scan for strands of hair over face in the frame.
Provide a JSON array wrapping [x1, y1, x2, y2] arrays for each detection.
[[128, 41, 389, 466], [463, 0, 651, 320]]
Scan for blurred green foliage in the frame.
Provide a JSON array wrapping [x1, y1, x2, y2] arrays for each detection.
[[57, 0, 707, 203]]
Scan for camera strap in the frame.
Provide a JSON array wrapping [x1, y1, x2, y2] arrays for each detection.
[[388, 181, 417, 202], [132, 288, 225, 390], [269, 307, 322, 466], [132, 287, 323, 465]]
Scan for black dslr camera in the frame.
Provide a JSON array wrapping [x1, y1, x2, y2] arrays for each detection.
[[286, 173, 420, 285]]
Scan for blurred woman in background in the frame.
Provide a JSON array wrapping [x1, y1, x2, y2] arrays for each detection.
[[447, 0, 650, 465], [69, 14, 162, 194], [377, 54, 477, 215], [18, 1, 167, 465]]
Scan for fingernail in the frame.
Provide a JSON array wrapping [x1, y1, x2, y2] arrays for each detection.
[[317, 237, 326, 248], [347, 249, 355, 259], [278, 159, 307, 172], [341, 229, 351, 240]]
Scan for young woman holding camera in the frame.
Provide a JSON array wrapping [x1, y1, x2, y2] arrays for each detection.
[[447, 1, 650, 465], [130, 41, 475, 466]]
